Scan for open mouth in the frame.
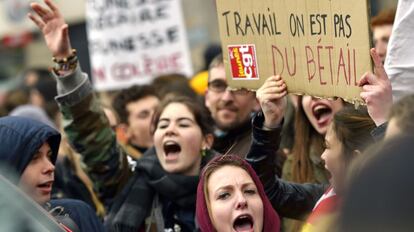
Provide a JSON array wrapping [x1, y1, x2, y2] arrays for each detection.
[[163, 141, 181, 159], [312, 104, 333, 124], [233, 214, 254, 232], [37, 181, 53, 192]]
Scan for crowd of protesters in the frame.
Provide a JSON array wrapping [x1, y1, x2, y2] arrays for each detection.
[[0, 0, 413, 231]]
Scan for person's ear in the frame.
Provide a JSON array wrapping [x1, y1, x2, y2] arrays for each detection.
[[202, 134, 214, 149], [118, 123, 131, 139], [205, 90, 212, 108]]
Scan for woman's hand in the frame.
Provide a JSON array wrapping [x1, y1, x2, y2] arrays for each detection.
[[256, 75, 287, 128], [359, 48, 393, 126], [28, 0, 72, 59]]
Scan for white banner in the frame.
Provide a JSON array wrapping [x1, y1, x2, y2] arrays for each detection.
[[85, 0, 193, 91]]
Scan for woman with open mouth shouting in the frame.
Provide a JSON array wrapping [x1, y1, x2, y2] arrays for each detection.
[[106, 95, 216, 232], [249, 75, 378, 231], [196, 155, 280, 232], [282, 85, 345, 232]]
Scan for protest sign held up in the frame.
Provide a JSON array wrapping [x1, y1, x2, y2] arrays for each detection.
[[86, 0, 193, 91], [216, 0, 372, 104]]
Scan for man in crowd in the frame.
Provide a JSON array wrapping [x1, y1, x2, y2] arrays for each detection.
[[112, 85, 159, 163], [371, 9, 395, 64], [204, 55, 287, 176], [205, 54, 260, 157]]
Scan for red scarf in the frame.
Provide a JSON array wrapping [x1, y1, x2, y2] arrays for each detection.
[[196, 155, 280, 232]]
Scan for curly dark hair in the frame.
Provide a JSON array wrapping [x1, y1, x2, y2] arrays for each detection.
[[112, 85, 158, 124]]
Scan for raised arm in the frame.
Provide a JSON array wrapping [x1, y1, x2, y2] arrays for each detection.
[[247, 76, 327, 220], [385, 1, 414, 101], [29, 0, 131, 206], [29, 0, 72, 60]]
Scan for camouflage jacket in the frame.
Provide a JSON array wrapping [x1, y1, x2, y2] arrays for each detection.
[[54, 66, 131, 208]]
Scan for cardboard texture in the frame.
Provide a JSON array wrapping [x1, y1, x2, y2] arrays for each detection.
[[216, 0, 372, 104]]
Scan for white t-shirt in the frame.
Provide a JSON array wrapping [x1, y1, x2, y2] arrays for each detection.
[[385, 0, 414, 102]]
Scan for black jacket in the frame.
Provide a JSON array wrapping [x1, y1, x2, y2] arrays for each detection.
[[212, 118, 252, 157], [106, 149, 217, 232], [246, 112, 328, 220]]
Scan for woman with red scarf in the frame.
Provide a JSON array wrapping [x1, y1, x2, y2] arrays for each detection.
[[196, 155, 280, 232]]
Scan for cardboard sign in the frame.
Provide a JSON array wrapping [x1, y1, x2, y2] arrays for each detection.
[[216, 0, 372, 104], [86, 0, 193, 91]]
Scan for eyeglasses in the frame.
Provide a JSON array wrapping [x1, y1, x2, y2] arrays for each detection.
[[207, 80, 250, 95]]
